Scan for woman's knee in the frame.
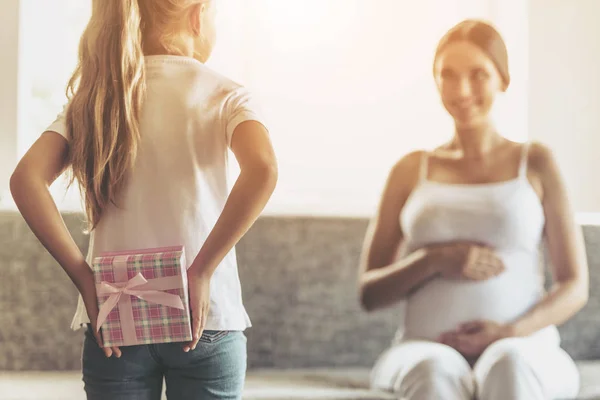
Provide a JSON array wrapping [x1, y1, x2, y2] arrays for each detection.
[[481, 349, 529, 379], [371, 342, 475, 399], [407, 356, 467, 379], [398, 354, 475, 399], [475, 343, 544, 400]]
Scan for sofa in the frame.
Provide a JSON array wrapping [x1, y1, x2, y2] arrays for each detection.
[[0, 211, 599, 399]]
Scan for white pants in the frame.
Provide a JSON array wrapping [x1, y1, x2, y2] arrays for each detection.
[[370, 327, 579, 400]]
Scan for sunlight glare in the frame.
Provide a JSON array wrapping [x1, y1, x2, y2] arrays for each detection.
[[252, 0, 359, 51]]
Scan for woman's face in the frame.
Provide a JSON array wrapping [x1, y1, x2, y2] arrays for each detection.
[[434, 40, 505, 128]]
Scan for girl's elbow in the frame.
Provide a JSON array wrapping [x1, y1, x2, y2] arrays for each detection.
[[9, 166, 45, 204], [9, 167, 26, 199], [253, 160, 278, 189], [265, 161, 278, 187], [576, 283, 589, 308]]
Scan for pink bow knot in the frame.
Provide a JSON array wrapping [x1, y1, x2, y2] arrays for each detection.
[[96, 272, 185, 332]]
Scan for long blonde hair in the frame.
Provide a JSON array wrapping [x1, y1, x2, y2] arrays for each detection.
[[65, 0, 203, 230]]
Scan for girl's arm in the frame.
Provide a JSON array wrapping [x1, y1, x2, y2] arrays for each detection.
[[10, 133, 85, 284], [188, 120, 278, 278], [184, 120, 277, 352], [10, 131, 121, 357]]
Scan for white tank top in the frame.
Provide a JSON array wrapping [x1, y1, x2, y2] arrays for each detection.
[[399, 143, 552, 341]]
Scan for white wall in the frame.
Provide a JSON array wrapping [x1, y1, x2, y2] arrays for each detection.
[[0, 0, 20, 204], [17, 0, 91, 158], [243, 0, 516, 217], [6, 0, 511, 214], [7, 0, 247, 209], [529, 0, 600, 213], [489, 0, 529, 142], [7, 0, 596, 217]]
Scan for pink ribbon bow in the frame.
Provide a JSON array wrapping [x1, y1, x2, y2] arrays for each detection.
[[96, 272, 185, 334]]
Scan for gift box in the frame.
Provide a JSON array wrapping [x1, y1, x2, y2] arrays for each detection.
[[92, 245, 193, 347]]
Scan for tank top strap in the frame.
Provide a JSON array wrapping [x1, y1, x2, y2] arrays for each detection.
[[518, 142, 531, 177]]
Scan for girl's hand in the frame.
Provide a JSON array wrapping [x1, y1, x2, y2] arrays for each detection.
[[79, 268, 122, 358], [183, 269, 211, 352]]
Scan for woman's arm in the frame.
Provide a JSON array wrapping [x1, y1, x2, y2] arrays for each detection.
[[507, 142, 589, 337], [10, 131, 120, 357], [358, 151, 442, 311]]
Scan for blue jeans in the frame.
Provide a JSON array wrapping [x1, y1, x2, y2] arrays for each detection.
[[82, 324, 247, 400]]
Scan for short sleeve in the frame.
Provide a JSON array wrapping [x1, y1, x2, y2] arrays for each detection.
[[224, 87, 268, 146], [45, 104, 69, 140]]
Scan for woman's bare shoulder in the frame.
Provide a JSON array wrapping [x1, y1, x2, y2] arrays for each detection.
[[387, 150, 426, 187]]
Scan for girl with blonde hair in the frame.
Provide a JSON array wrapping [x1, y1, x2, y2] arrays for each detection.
[[11, 1, 278, 398]]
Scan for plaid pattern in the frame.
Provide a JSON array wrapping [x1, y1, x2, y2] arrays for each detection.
[[92, 248, 192, 347]]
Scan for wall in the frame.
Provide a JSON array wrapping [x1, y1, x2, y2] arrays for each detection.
[[2, 0, 519, 216], [489, 0, 529, 144], [2, 0, 248, 210], [242, 0, 504, 217], [4, 1, 597, 216], [0, 0, 20, 204], [529, 0, 600, 213]]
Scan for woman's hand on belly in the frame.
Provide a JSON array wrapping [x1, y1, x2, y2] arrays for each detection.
[[438, 320, 513, 360], [428, 242, 506, 281]]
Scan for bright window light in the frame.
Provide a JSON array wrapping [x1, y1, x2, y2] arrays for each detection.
[[17, 0, 529, 216]]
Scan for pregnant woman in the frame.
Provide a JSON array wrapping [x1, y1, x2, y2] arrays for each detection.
[[359, 20, 589, 400]]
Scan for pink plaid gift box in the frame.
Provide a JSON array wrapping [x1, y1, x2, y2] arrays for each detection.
[[92, 245, 193, 347]]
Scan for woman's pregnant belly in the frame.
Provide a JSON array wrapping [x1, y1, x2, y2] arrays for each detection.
[[403, 252, 544, 341]]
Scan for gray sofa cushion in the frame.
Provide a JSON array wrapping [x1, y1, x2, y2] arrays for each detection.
[[578, 361, 600, 399], [0, 212, 599, 397], [548, 225, 600, 361]]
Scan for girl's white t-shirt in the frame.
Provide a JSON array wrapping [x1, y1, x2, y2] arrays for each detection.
[[46, 55, 267, 331]]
